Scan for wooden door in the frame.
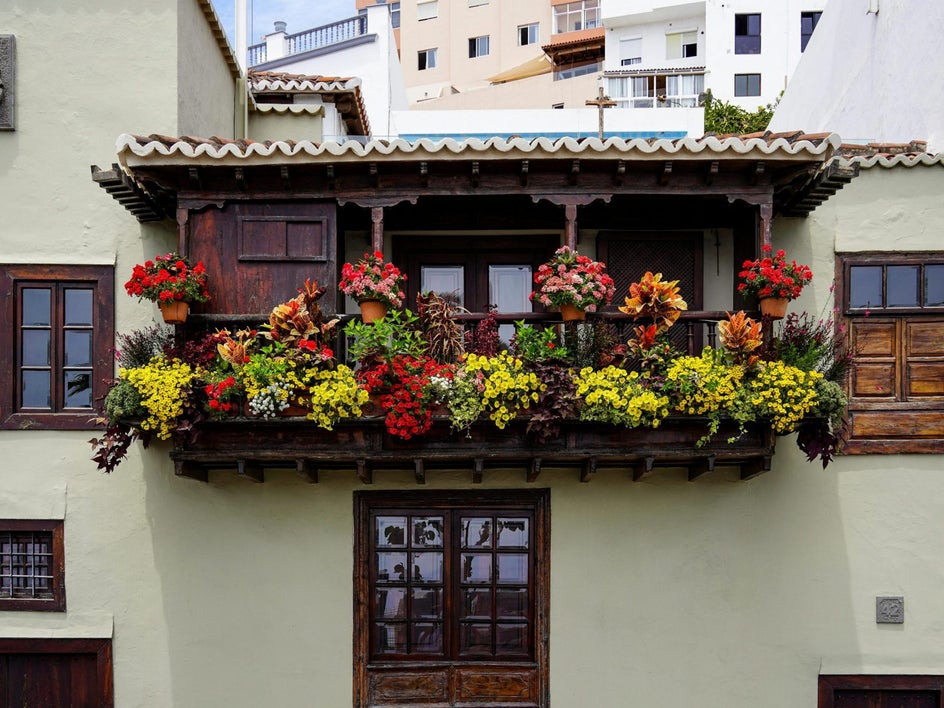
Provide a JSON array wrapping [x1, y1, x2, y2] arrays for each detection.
[[0, 638, 113, 707], [820, 675, 944, 707]]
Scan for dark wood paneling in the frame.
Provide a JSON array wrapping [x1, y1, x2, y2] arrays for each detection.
[[186, 201, 337, 314], [0, 638, 112, 708], [819, 675, 944, 708]]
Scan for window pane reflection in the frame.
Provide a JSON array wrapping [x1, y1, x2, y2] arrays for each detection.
[[375, 622, 407, 653], [925, 265, 944, 306], [375, 517, 407, 547], [497, 518, 528, 548], [497, 623, 527, 652], [497, 553, 528, 584], [22, 330, 50, 366], [460, 623, 492, 655], [22, 289, 50, 326], [496, 588, 528, 618], [64, 289, 93, 326], [461, 553, 491, 583], [64, 371, 92, 408], [887, 265, 919, 307], [376, 552, 408, 582], [412, 517, 443, 547], [412, 623, 442, 653], [421, 267, 464, 306], [461, 517, 492, 548], [850, 266, 882, 308], [375, 588, 407, 618], [410, 552, 443, 583], [462, 588, 491, 618], [412, 587, 442, 619], [21, 371, 51, 408], [65, 330, 92, 367]]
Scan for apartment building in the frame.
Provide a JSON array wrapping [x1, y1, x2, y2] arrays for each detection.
[[603, 0, 827, 112]]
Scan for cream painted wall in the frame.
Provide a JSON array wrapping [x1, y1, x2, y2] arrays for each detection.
[[176, 0, 238, 139], [248, 106, 325, 143]]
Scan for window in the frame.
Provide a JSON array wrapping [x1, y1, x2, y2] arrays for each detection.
[[553, 59, 601, 81], [734, 73, 761, 96], [606, 73, 704, 108], [0, 639, 112, 704], [735, 13, 761, 54], [468, 0, 489, 6], [801, 10, 822, 51], [819, 675, 944, 707], [468, 35, 490, 58], [553, 0, 599, 34], [392, 2, 401, 28], [0, 520, 65, 611], [417, 0, 437, 21], [418, 47, 438, 70], [0, 264, 114, 430], [666, 30, 697, 59], [551, 102, 564, 109], [839, 253, 944, 453], [518, 22, 539, 46], [354, 490, 549, 707], [620, 37, 642, 66]]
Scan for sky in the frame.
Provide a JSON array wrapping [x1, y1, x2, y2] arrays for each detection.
[[213, 0, 357, 48]]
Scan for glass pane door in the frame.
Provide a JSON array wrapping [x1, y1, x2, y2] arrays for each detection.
[[489, 265, 531, 343]]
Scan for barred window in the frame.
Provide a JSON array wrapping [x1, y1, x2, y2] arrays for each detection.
[[0, 521, 65, 611]]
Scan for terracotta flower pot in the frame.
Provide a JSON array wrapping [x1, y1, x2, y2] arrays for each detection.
[[560, 303, 586, 322], [759, 296, 789, 319], [159, 300, 189, 324], [359, 299, 388, 324]]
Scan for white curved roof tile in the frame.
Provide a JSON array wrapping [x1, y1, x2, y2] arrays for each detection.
[[844, 153, 944, 169], [117, 133, 843, 167]]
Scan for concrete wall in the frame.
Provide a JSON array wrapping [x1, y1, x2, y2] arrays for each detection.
[[248, 105, 325, 143], [176, 0, 237, 138], [393, 105, 702, 139], [769, 0, 944, 151]]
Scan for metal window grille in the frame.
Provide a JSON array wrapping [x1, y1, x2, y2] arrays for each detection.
[[0, 530, 54, 600]]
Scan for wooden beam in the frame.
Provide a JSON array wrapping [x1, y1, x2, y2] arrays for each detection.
[[472, 458, 484, 484], [750, 161, 766, 185], [613, 159, 625, 186], [174, 459, 207, 483], [580, 457, 597, 483], [564, 203, 577, 250], [356, 458, 372, 485], [740, 455, 772, 481], [688, 455, 716, 481], [419, 161, 428, 188], [188, 167, 201, 190], [471, 161, 480, 188], [295, 459, 318, 484], [368, 162, 379, 188], [520, 160, 529, 187], [280, 166, 291, 191], [706, 160, 719, 185], [633, 456, 655, 482], [659, 161, 673, 186], [234, 167, 247, 192], [413, 458, 426, 485], [326, 164, 336, 189], [527, 457, 542, 483], [569, 159, 580, 186], [370, 207, 384, 253], [236, 459, 264, 483]]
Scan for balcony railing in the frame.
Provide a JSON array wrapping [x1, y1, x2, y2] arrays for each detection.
[[247, 15, 368, 67]]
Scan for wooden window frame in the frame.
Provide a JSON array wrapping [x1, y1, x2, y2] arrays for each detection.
[[819, 674, 944, 707], [0, 264, 114, 430], [837, 253, 944, 454], [353, 489, 550, 708], [0, 520, 65, 612], [0, 638, 112, 706]]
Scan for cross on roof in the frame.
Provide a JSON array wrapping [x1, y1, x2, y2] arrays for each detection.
[[585, 86, 617, 140]]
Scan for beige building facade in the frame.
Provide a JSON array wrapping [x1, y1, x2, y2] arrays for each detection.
[[1, 3, 944, 708]]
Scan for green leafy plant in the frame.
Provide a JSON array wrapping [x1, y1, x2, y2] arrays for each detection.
[[703, 89, 776, 135], [512, 323, 568, 363], [344, 309, 427, 364]]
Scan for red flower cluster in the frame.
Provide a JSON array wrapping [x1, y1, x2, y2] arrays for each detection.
[[738, 245, 813, 301], [124, 252, 210, 305], [298, 339, 333, 359], [358, 354, 451, 440], [204, 376, 239, 418], [339, 251, 406, 308], [531, 246, 615, 312]]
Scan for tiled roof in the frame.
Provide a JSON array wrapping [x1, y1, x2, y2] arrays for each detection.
[[117, 132, 843, 168], [248, 69, 360, 92], [542, 27, 606, 51], [837, 140, 944, 168], [604, 66, 706, 76]]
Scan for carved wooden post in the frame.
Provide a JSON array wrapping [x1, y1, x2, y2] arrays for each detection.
[[758, 201, 773, 249], [564, 203, 577, 251], [176, 208, 190, 257], [371, 207, 384, 253]]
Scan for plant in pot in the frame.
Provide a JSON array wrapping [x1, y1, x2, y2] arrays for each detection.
[[619, 271, 688, 376], [737, 245, 813, 319], [530, 246, 615, 321], [124, 252, 209, 323], [339, 251, 406, 323]]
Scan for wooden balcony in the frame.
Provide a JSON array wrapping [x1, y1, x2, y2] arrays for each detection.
[[170, 414, 776, 485]]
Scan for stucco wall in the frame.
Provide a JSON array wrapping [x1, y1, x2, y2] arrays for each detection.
[[176, 0, 237, 139]]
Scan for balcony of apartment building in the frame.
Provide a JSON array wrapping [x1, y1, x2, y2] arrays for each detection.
[[247, 15, 371, 68]]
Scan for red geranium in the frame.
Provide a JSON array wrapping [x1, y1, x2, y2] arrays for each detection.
[[357, 354, 452, 440], [738, 245, 812, 301], [124, 252, 210, 304], [339, 251, 406, 308]]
